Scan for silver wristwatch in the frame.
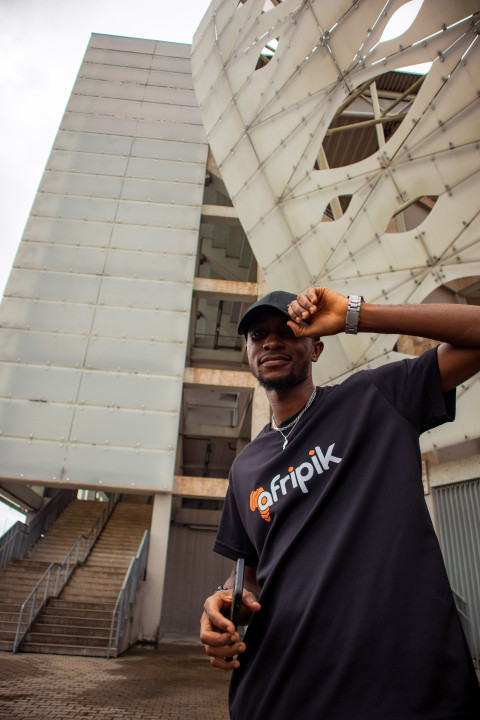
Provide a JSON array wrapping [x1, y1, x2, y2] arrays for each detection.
[[345, 295, 363, 334]]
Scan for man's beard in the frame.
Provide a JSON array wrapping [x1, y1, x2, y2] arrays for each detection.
[[255, 370, 299, 392], [250, 357, 312, 391]]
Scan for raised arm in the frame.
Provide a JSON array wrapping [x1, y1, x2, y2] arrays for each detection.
[[288, 287, 480, 392], [200, 563, 261, 671]]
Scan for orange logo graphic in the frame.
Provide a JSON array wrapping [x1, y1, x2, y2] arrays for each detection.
[[250, 487, 271, 522]]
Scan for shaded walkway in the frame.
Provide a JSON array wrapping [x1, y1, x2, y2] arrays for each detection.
[[0, 643, 230, 719]]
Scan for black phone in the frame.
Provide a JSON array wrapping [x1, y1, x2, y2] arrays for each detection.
[[231, 557, 245, 629], [225, 558, 245, 662]]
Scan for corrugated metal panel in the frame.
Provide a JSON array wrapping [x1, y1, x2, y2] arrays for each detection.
[[434, 479, 480, 666], [0, 35, 208, 492], [160, 522, 232, 635]]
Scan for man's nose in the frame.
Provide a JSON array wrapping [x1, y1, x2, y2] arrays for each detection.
[[263, 331, 284, 348]]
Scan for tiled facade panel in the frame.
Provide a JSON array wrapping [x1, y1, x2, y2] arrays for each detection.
[[23, 217, 113, 246], [47, 149, 129, 175], [6, 269, 102, 303], [96, 277, 193, 310], [103, 249, 197, 281], [109, 226, 199, 253], [130, 137, 207, 163], [0, 35, 208, 491], [54, 129, 133, 155], [75, 370, 183, 411], [68, 91, 201, 116], [61, 112, 206, 141], [0, 297, 96, 334], [0, 364, 82, 403]]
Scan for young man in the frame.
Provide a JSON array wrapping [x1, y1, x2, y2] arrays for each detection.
[[200, 287, 480, 720]]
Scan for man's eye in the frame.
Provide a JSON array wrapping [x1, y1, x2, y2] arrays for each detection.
[[249, 329, 265, 340]]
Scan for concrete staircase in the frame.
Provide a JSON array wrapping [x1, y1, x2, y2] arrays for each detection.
[[21, 502, 152, 657], [0, 499, 106, 652]]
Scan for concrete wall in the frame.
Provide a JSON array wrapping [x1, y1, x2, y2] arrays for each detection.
[[0, 34, 208, 493]]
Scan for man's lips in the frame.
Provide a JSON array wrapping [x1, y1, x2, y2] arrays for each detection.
[[259, 354, 291, 367]]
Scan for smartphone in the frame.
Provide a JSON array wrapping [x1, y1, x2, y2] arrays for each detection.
[[231, 557, 245, 629], [225, 557, 245, 662]]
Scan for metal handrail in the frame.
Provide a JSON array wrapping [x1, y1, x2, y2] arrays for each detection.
[[107, 530, 150, 658], [12, 495, 119, 653], [0, 490, 76, 573]]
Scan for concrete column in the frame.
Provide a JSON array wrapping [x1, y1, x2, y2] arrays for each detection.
[[251, 384, 270, 439], [135, 492, 172, 642]]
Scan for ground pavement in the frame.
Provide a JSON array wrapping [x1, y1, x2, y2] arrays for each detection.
[[0, 643, 230, 720]]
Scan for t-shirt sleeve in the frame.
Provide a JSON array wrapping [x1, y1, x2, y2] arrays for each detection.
[[214, 477, 259, 566], [367, 346, 456, 433]]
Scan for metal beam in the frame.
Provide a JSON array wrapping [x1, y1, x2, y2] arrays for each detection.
[[193, 277, 258, 302], [428, 454, 480, 488], [183, 367, 257, 392], [173, 475, 228, 498], [202, 204, 241, 225]]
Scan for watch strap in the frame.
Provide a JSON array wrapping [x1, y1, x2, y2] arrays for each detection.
[[345, 295, 363, 334]]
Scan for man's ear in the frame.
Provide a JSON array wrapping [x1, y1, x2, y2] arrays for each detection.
[[312, 339, 324, 363]]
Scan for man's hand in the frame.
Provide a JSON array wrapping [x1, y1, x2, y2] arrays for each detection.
[[287, 287, 349, 338], [200, 589, 261, 671]]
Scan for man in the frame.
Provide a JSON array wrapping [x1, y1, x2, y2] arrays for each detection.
[[200, 286, 480, 720]]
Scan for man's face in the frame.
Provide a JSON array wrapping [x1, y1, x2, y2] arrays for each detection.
[[245, 310, 323, 391]]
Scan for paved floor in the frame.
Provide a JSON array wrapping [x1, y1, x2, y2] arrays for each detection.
[[0, 643, 230, 720]]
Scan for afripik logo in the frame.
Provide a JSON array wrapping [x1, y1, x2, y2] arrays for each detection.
[[250, 444, 342, 523]]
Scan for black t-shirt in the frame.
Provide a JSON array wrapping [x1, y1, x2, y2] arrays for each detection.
[[214, 348, 480, 719]]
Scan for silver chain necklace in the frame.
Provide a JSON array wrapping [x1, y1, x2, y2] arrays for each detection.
[[271, 387, 317, 450]]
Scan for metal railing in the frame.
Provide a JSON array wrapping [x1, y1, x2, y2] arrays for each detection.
[[12, 495, 118, 653], [0, 490, 76, 573], [107, 530, 150, 658]]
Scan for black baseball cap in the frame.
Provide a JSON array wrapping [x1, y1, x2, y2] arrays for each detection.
[[238, 290, 302, 336]]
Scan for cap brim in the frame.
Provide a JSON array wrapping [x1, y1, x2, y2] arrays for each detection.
[[238, 305, 290, 336]]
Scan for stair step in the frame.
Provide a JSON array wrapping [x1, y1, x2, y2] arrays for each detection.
[[0, 602, 23, 613], [1, 566, 51, 576], [33, 614, 115, 628], [59, 594, 119, 603], [20, 642, 114, 657], [9, 559, 52, 569], [62, 573, 122, 583], [0, 612, 22, 623], [0, 620, 20, 631], [74, 565, 126, 574], [0, 595, 37, 604], [25, 631, 110, 647], [0, 577, 49, 587], [48, 599, 114, 610], [29, 623, 115, 639], [68, 573, 125, 582], [39, 605, 113, 625]]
